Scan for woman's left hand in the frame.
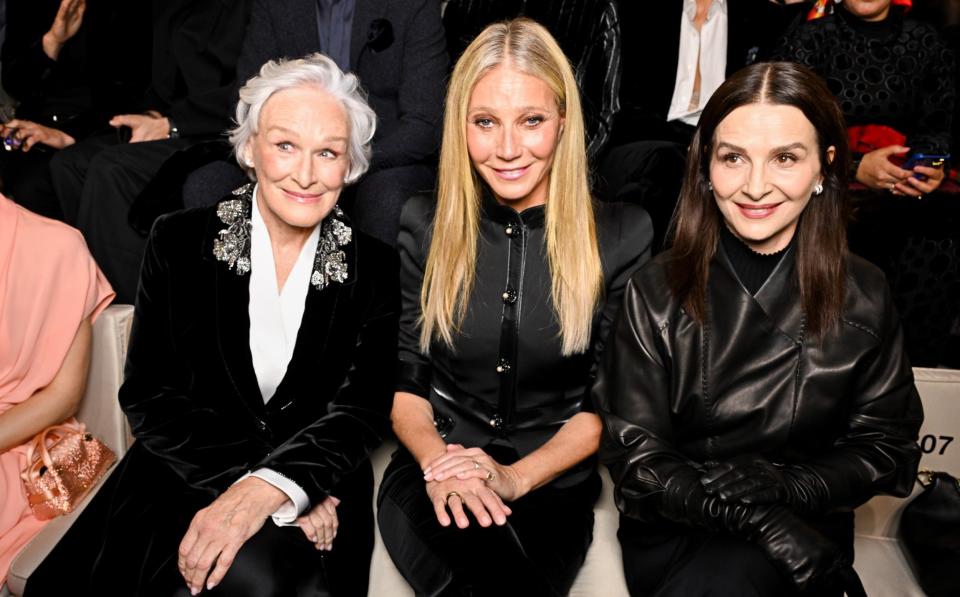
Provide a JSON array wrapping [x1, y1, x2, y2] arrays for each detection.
[[177, 477, 288, 595], [423, 444, 527, 502], [295, 495, 341, 551]]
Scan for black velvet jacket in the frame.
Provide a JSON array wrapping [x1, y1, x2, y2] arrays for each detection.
[[397, 192, 652, 486], [596, 245, 923, 523], [118, 192, 399, 505]]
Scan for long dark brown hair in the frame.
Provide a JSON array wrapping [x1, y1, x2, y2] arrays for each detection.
[[667, 62, 851, 338]]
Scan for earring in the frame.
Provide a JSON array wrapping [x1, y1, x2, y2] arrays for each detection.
[[707, 181, 713, 190], [813, 183, 823, 196]]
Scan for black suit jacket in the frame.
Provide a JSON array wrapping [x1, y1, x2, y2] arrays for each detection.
[[613, 0, 809, 144], [237, 0, 448, 171], [119, 193, 398, 503], [144, 0, 252, 138], [1, 0, 150, 139]]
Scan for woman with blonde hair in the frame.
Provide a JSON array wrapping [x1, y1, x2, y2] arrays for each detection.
[[377, 18, 651, 595]]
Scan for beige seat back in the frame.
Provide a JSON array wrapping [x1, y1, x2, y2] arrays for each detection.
[[855, 366, 960, 538], [6, 304, 135, 596]]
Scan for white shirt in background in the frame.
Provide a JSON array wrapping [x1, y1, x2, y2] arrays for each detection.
[[667, 0, 728, 126]]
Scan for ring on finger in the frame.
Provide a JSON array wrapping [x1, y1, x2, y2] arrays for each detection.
[[445, 491, 462, 505], [485, 470, 494, 482], [473, 460, 481, 470]]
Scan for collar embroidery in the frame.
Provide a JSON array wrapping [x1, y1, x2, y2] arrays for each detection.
[[213, 184, 352, 290]]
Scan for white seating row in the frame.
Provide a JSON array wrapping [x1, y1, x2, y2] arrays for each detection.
[[5, 307, 956, 596]]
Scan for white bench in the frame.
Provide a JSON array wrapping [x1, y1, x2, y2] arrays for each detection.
[[5, 314, 955, 596]]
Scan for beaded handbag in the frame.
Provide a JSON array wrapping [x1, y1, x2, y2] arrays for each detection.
[[20, 423, 116, 520]]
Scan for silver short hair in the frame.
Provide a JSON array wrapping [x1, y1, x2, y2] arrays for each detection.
[[228, 53, 377, 184]]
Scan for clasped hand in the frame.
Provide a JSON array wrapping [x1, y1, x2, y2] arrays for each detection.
[[423, 444, 523, 529]]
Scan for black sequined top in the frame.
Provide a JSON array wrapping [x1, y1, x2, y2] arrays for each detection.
[[775, 6, 955, 156]]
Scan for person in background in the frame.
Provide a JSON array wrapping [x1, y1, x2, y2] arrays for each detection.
[[776, 0, 954, 198], [601, 0, 810, 252], [48, 0, 252, 304], [189, 0, 449, 247], [26, 54, 397, 597], [378, 18, 652, 595], [0, 191, 114, 585], [0, 0, 149, 218], [596, 62, 922, 597]]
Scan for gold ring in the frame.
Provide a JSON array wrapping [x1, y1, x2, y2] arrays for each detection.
[[473, 460, 480, 470], [485, 470, 494, 482], [445, 491, 462, 505]]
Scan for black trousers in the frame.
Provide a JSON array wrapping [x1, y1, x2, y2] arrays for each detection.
[[26, 443, 374, 597], [377, 448, 600, 597], [50, 133, 196, 303], [618, 513, 854, 597]]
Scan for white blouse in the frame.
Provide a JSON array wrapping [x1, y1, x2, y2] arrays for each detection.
[[667, 0, 728, 126], [241, 187, 321, 524]]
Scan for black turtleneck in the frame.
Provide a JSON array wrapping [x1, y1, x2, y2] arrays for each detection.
[[720, 225, 790, 295]]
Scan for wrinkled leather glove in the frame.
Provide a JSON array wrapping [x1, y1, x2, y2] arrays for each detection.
[[659, 468, 854, 592], [701, 455, 833, 514], [701, 454, 787, 504]]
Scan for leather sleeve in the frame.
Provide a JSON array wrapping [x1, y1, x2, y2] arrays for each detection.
[[119, 215, 268, 497], [784, 284, 923, 513], [594, 273, 700, 520], [256, 244, 399, 505], [394, 195, 434, 398]]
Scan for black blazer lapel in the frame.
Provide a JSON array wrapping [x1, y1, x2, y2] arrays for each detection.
[[202, 205, 268, 418]]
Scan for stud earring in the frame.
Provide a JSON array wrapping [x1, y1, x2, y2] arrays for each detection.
[[813, 183, 823, 196], [707, 181, 713, 190]]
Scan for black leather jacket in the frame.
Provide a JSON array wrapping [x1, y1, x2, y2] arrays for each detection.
[[595, 244, 923, 522], [397, 192, 652, 486]]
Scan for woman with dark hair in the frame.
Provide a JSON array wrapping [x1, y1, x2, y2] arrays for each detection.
[[595, 61, 923, 597]]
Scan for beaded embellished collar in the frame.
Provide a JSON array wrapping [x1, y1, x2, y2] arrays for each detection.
[[212, 184, 352, 291]]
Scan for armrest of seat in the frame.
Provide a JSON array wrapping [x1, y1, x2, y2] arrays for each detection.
[[75, 304, 135, 457], [6, 304, 135, 596]]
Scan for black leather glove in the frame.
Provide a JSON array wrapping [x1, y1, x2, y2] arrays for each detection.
[[659, 468, 855, 592], [701, 454, 788, 504], [701, 455, 833, 514]]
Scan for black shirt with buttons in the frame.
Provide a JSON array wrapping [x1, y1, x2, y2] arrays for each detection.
[[397, 190, 652, 487]]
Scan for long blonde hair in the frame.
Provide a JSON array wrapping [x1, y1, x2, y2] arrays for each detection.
[[420, 18, 602, 356]]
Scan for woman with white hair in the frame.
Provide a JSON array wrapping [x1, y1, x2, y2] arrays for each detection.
[[27, 53, 397, 597]]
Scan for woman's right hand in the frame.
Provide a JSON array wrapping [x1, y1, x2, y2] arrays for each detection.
[[425, 476, 512, 529], [855, 145, 912, 192], [43, 0, 86, 60]]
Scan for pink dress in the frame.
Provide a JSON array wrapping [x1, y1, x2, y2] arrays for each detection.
[[0, 194, 114, 584]]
